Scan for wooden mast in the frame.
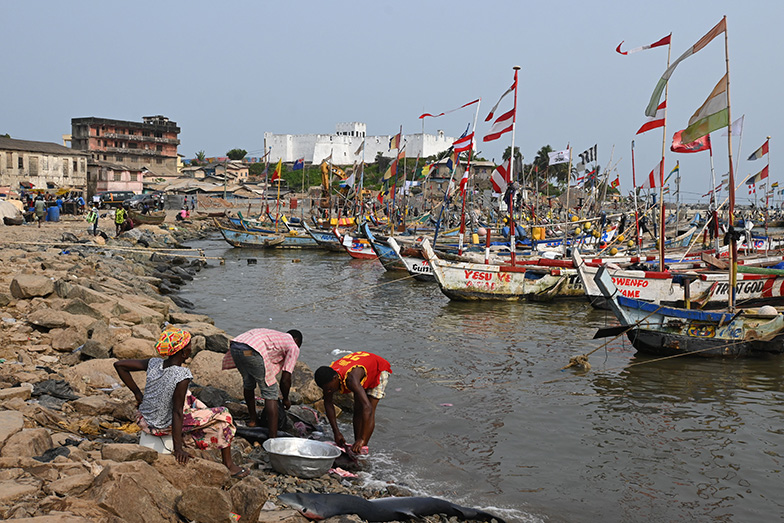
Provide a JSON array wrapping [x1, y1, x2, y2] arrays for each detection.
[[723, 15, 737, 311], [658, 37, 673, 270]]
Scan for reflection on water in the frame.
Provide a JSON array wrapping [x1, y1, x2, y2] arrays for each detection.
[[180, 237, 784, 522]]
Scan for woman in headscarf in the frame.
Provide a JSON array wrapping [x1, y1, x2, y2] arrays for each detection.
[[114, 326, 249, 477]]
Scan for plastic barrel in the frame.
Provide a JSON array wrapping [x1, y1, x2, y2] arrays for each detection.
[[46, 206, 60, 222]]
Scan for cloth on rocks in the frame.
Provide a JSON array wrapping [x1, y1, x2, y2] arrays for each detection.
[[138, 358, 193, 430], [137, 391, 236, 450]]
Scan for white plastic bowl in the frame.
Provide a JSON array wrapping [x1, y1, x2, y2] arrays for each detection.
[[262, 437, 341, 478]]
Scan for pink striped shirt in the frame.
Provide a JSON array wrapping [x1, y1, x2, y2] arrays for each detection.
[[227, 329, 300, 386]]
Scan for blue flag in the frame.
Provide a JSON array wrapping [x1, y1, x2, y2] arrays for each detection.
[[293, 158, 304, 171]]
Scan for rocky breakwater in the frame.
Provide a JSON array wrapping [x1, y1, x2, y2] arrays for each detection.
[[0, 219, 435, 523]]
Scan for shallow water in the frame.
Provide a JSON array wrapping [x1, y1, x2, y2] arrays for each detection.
[[179, 235, 784, 522]]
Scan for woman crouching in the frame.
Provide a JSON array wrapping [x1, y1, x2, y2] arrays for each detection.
[[114, 326, 249, 478]]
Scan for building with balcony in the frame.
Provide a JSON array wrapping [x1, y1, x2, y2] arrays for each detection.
[[0, 136, 89, 195], [71, 115, 181, 177]]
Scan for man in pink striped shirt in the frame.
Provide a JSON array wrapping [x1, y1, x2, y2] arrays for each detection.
[[224, 328, 302, 438]]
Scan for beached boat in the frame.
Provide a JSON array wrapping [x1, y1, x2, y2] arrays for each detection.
[[129, 210, 165, 226], [301, 221, 343, 251], [593, 265, 784, 357], [387, 237, 435, 281], [421, 239, 584, 301], [362, 223, 406, 271], [213, 217, 285, 248]]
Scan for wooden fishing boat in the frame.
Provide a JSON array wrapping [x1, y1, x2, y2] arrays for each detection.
[[301, 221, 343, 251], [574, 249, 784, 310], [387, 237, 435, 281], [213, 217, 285, 248], [362, 223, 406, 271], [333, 227, 377, 260], [421, 239, 584, 301], [593, 265, 784, 357], [129, 210, 166, 226], [196, 209, 227, 218]]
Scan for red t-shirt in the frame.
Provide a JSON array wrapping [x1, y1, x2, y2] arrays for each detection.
[[330, 352, 391, 394]]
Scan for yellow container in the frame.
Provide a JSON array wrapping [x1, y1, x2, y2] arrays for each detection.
[[471, 233, 479, 244], [532, 227, 545, 241]]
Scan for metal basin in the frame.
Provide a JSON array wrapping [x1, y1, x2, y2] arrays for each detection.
[[262, 437, 341, 478]]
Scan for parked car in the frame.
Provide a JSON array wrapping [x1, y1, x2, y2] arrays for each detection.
[[95, 191, 136, 209], [125, 193, 157, 210]]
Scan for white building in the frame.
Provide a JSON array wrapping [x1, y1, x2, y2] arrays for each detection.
[[263, 122, 457, 166]]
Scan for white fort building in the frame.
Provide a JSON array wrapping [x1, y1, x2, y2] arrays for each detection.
[[263, 122, 457, 166]]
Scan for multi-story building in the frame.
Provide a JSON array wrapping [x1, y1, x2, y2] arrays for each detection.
[[0, 136, 89, 194], [71, 115, 181, 189]]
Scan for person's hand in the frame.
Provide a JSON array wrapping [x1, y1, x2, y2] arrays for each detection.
[[282, 398, 291, 410], [351, 439, 366, 454], [173, 448, 191, 465], [334, 433, 346, 447]]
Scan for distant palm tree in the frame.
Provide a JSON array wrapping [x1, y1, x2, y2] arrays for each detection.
[[195, 150, 206, 162]]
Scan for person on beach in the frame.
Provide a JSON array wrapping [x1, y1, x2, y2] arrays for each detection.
[[115, 204, 128, 236], [114, 326, 249, 478], [34, 197, 47, 227], [314, 351, 391, 453], [221, 328, 303, 438], [85, 206, 99, 236]]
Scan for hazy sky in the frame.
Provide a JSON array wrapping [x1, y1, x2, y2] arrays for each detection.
[[3, 1, 781, 204]]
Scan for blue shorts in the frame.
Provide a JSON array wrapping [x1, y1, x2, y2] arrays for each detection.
[[229, 341, 279, 400]]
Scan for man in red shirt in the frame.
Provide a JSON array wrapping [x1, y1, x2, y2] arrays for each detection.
[[314, 351, 391, 453], [222, 328, 302, 438]]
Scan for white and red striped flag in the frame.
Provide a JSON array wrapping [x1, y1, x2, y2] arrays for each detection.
[[616, 34, 671, 55], [636, 101, 666, 135], [640, 162, 662, 189], [483, 109, 515, 143], [491, 158, 511, 194], [419, 99, 480, 119], [452, 132, 474, 153]]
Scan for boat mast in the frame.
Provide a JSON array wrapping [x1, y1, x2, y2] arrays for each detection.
[[457, 101, 482, 255], [508, 65, 521, 265], [658, 37, 673, 270], [722, 15, 737, 311], [631, 140, 641, 255]]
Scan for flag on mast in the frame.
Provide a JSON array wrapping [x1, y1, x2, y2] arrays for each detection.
[[721, 115, 745, 137], [419, 99, 480, 119], [548, 149, 570, 165], [389, 132, 401, 150], [747, 139, 769, 161], [671, 130, 712, 153], [663, 162, 679, 185], [616, 34, 671, 55], [748, 165, 769, 184], [645, 18, 727, 117], [270, 158, 282, 182], [636, 101, 666, 134], [452, 130, 474, 153], [680, 74, 729, 144], [640, 162, 661, 189], [491, 158, 511, 194]]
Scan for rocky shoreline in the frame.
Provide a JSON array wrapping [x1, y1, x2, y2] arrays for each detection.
[[0, 216, 495, 523]]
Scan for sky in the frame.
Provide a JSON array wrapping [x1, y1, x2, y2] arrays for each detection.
[[3, 0, 782, 205]]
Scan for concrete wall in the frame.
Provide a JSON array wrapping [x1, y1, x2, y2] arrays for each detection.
[[264, 123, 456, 166], [0, 150, 88, 191]]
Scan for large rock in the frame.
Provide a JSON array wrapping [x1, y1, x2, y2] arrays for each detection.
[[50, 327, 89, 352], [122, 294, 170, 318], [0, 384, 33, 402], [0, 478, 43, 504], [112, 337, 156, 360], [168, 312, 213, 325], [259, 509, 311, 523], [152, 454, 229, 489], [291, 360, 323, 404], [131, 323, 160, 341], [63, 298, 106, 321], [54, 279, 111, 304], [178, 322, 231, 353], [1, 428, 53, 458], [189, 350, 244, 400], [90, 461, 181, 523], [80, 339, 111, 359], [27, 309, 95, 330], [101, 443, 158, 464], [111, 299, 165, 326], [0, 410, 25, 449], [62, 358, 124, 394], [10, 274, 54, 299], [69, 395, 117, 416], [46, 472, 94, 496], [176, 486, 232, 523], [228, 475, 268, 522]]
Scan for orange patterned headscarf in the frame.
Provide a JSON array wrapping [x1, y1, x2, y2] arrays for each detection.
[[155, 327, 192, 357]]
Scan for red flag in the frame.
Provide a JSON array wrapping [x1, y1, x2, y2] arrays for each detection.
[[637, 101, 666, 134], [616, 34, 671, 55], [270, 158, 282, 182], [419, 99, 480, 119], [453, 132, 474, 153], [640, 163, 661, 189], [491, 158, 511, 193], [610, 177, 620, 189], [671, 130, 711, 153]]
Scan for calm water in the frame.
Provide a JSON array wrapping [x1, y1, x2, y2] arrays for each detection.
[[179, 235, 784, 523]]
